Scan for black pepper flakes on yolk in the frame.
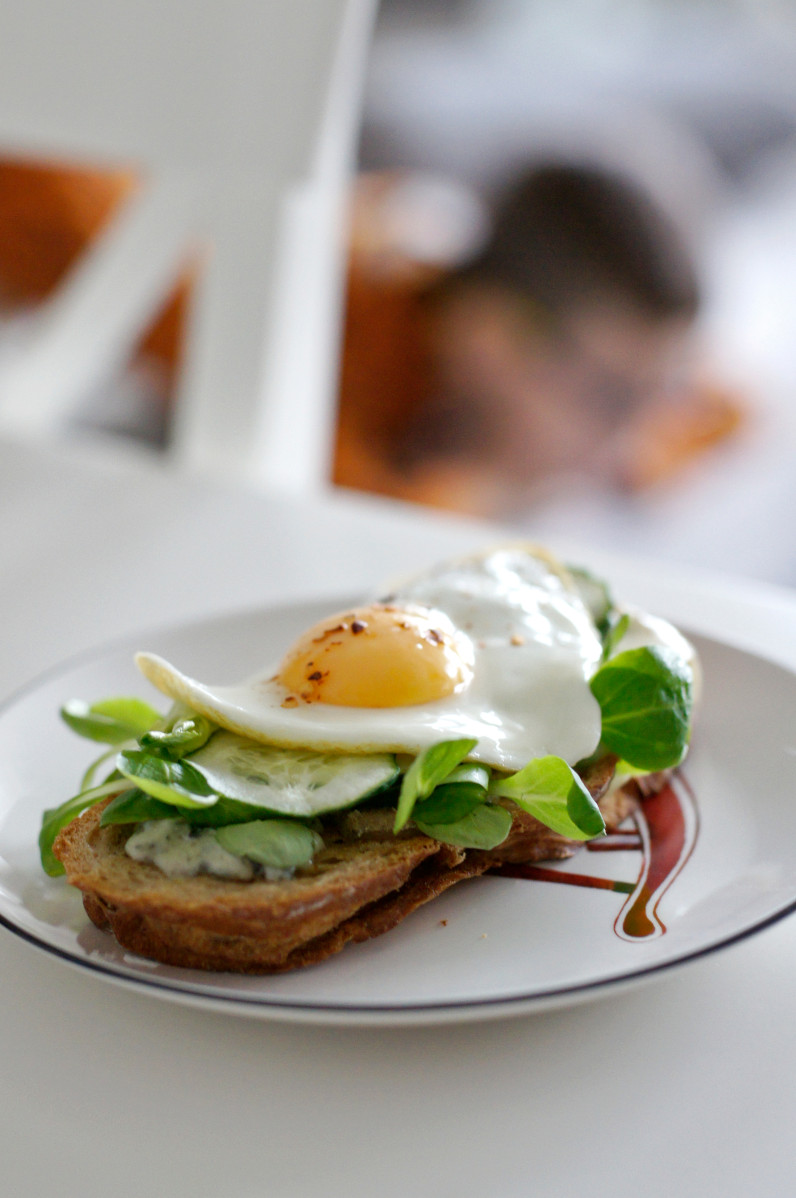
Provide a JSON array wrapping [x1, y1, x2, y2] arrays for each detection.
[[276, 604, 473, 707]]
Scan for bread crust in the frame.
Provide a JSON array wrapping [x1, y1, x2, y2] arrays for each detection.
[[53, 757, 639, 974]]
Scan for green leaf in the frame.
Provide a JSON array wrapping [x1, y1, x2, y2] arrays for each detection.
[[490, 755, 605, 840], [140, 712, 214, 759], [117, 749, 219, 809], [412, 765, 490, 825], [441, 763, 491, 789], [415, 802, 512, 850], [99, 789, 310, 829], [590, 645, 692, 771], [60, 697, 161, 744], [413, 782, 486, 825], [179, 797, 293, 828], [393, 739, 478, 833], [565, 775, 606, 838], [216, 820, 324, 868], [600, 612, 630, 662], [100, 789, 178, 826], [79, 746, 122, 792], [39, 779, 130, 875]]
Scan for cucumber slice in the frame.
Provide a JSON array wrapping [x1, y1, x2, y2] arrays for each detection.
[[186, 731, 400, 817]]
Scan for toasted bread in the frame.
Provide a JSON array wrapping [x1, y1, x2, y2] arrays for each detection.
[[52, 756, 638, 974]]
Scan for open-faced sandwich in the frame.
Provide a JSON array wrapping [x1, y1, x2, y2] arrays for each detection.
[[41, 544, 697, 973]]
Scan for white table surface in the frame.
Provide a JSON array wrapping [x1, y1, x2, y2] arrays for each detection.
[[2, 433, 796, 1198]]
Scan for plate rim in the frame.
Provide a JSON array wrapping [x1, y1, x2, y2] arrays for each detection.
[[3, 889, 796, 1025]]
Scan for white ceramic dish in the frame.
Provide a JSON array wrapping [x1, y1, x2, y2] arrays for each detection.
[[1, 601, 795, 1026]]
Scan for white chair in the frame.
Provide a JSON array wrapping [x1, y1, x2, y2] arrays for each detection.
[[0, 0, 376, 492]]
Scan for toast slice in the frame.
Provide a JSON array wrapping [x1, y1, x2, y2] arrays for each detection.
[[53, 757, 637, 974]]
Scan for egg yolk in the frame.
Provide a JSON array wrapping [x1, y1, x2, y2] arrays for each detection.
[[277, 604, 474, 707]]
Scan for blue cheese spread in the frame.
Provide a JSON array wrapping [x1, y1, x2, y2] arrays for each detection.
[[125, 820, 255, 880]]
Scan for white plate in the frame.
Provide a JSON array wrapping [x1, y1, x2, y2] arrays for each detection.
[[1, 601, 795, 1026]]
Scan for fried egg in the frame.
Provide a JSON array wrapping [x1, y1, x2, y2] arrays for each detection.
[[135, 546, 609, 772]]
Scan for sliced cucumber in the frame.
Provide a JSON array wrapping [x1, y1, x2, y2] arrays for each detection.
[[186, 731, 400, 817]]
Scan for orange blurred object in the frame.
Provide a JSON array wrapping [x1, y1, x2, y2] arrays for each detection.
[[0, 157, 187, 391], [0, 157, 132, 305], [615, 383, 747, 491]]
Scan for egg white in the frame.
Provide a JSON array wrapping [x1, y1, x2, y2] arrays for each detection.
[[136, 548, 607, 772]]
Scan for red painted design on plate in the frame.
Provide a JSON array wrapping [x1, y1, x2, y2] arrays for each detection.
[[613, 774, 699, 940], [491, 773, 699, 940]]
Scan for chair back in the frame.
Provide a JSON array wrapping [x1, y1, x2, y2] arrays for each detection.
[[0, 0, 375, 492]]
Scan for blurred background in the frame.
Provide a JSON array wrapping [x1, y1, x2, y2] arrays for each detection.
[[2, 0, 796, 583]]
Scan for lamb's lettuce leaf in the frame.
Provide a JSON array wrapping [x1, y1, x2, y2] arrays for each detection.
[[414, 802, 512, 850], [490, 755, 605, 840], [99, 788, 308, 829], [600, 612, 630, 663], [413, 783, 485, 827], [393, 739, 477, 832], [216, 820, 323, 869], [100, 788, 177, 826], [139, 711, 214, 759], [590, 645, 692, 771], [116, 749, 219, 809], [60, 697, 160, 744], [39, 780, 135, 876]]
